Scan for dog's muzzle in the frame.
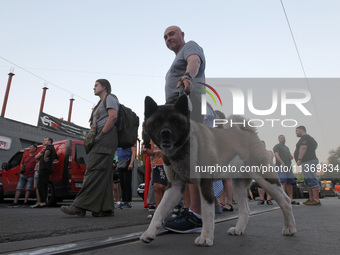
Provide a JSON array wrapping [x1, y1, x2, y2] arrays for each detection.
[[160, 128, 172, 149], [160, 128, 172, 137]]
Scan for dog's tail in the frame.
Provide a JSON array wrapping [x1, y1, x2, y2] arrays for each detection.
[[226, 115, 257, 134]]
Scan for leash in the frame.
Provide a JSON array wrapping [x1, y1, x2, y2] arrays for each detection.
[[179, 85, 193, 112]]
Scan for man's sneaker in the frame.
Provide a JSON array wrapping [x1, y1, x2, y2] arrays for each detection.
[[120, 203, 132, 209], [148, 205, 156, 212], [60, 205, 86, 217], [164, 208, 202, 233], [7, 203, 18, 208], [147, 212, 154, 219], [30, 203, 40, 208], [171, 201, 184, 218], [114, 202, 121, 209], [22, 202, 28, 208]]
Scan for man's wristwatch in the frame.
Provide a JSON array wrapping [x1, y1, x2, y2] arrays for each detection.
[[184, 72, 194, 80]]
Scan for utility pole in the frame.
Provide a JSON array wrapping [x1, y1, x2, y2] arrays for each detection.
[[37, 86, 48, 126], [1, 71, 15, 117], [68, 97, 75, 122]]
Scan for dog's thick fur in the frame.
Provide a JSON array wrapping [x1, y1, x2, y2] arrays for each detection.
[[140, 95, 296, 246]]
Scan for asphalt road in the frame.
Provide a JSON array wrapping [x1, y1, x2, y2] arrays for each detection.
[[82, 198, 340, 255], [0, 198, 150, 243], [1, 197, 339, 254]]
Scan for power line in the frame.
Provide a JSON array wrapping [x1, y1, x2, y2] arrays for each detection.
[[1, 56, 163, 106], [280, 0, 308, 78], [11, 66, 162, 78], [0, 56, 95, 105], [280, 0, 328, 148]]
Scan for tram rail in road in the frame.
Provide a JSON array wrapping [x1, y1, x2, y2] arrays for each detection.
[[6, 207, 280, 255]]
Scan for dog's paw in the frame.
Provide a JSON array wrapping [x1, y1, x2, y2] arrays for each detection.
[[228, 227, 244, 236], [140, 231, 156, 243], [282, 226, 297, 236], [195, 235, 214, 246]]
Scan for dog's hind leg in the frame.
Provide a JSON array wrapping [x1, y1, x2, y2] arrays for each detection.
[[228, 179, 250, 236], [195, 179, 215, 246], [140, 179, 184, 243], [255, 177, 297, 236]]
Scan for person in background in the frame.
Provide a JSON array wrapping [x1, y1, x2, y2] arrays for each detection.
[[205, 107, 233, 213], [30, 146, 45, 208], [144, 140, 168, 218], [36, 138, 58, 208], [334, 182, 340, 199], [7, 144, 37, 208], [258, 141, 273, 205], [112, 156, 121, 208], [117, 145, 137, 209], [141, 137, 156, 215], [294, 126, 320, 206], [273, 135, 300, 205], [219, 179, 234, 211]]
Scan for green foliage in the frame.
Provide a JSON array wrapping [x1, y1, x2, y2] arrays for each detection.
[[320, 147, 340, 185]]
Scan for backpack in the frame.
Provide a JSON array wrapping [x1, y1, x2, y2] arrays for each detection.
[[103, 94, 139, 149]]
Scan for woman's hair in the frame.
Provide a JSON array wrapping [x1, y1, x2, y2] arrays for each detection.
[[96, 79, 111, 94], [89, 79, 112, 125]]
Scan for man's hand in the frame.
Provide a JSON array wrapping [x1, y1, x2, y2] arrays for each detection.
[[177, 77, 192, 94]]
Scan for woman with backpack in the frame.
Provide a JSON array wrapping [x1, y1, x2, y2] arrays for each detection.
[[61, 79, 119, 217]]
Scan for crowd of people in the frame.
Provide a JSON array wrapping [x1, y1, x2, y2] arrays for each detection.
[[7, 26, 328, 237]]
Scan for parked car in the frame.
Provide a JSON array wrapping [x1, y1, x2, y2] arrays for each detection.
[[298, 180, 325, 199], [250, 179, 303, 200], [320, 180, 335, 197], [292, 179, 304, 199], [137, 183, 145, 200], [0, 140, 87, 206]]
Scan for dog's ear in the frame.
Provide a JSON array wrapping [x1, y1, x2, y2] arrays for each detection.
[[174, 95, 189, 117], [145, 96, 158, 119]]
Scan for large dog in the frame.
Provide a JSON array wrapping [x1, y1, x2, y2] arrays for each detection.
[[140, 95, 296, 246]]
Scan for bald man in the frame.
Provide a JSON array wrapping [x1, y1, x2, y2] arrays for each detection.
[[163, 26, 206, 234], [163, 26, 206, 123]]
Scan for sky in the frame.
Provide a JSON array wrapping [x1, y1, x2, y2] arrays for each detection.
[[0, 0, 339, 163]]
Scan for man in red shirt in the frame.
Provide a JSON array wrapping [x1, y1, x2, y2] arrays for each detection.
[[335, 182, 340, 199], [7, 144, 37, 208]]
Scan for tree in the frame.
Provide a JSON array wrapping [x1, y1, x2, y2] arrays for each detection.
[[320, 147, 340, 185]]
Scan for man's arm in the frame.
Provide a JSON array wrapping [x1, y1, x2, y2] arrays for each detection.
[[177, 54, 201, 93], [20, 155, 26, 169], [102, 109, 117, 134], [44, 149, 51, 163], [185, 54, 201, 77], [128, 146, 137, 170], [141, 148, 150, 156], [274, 152, 285, 167], [143, 144, 156, 156], [297, 145, 307, 166]]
